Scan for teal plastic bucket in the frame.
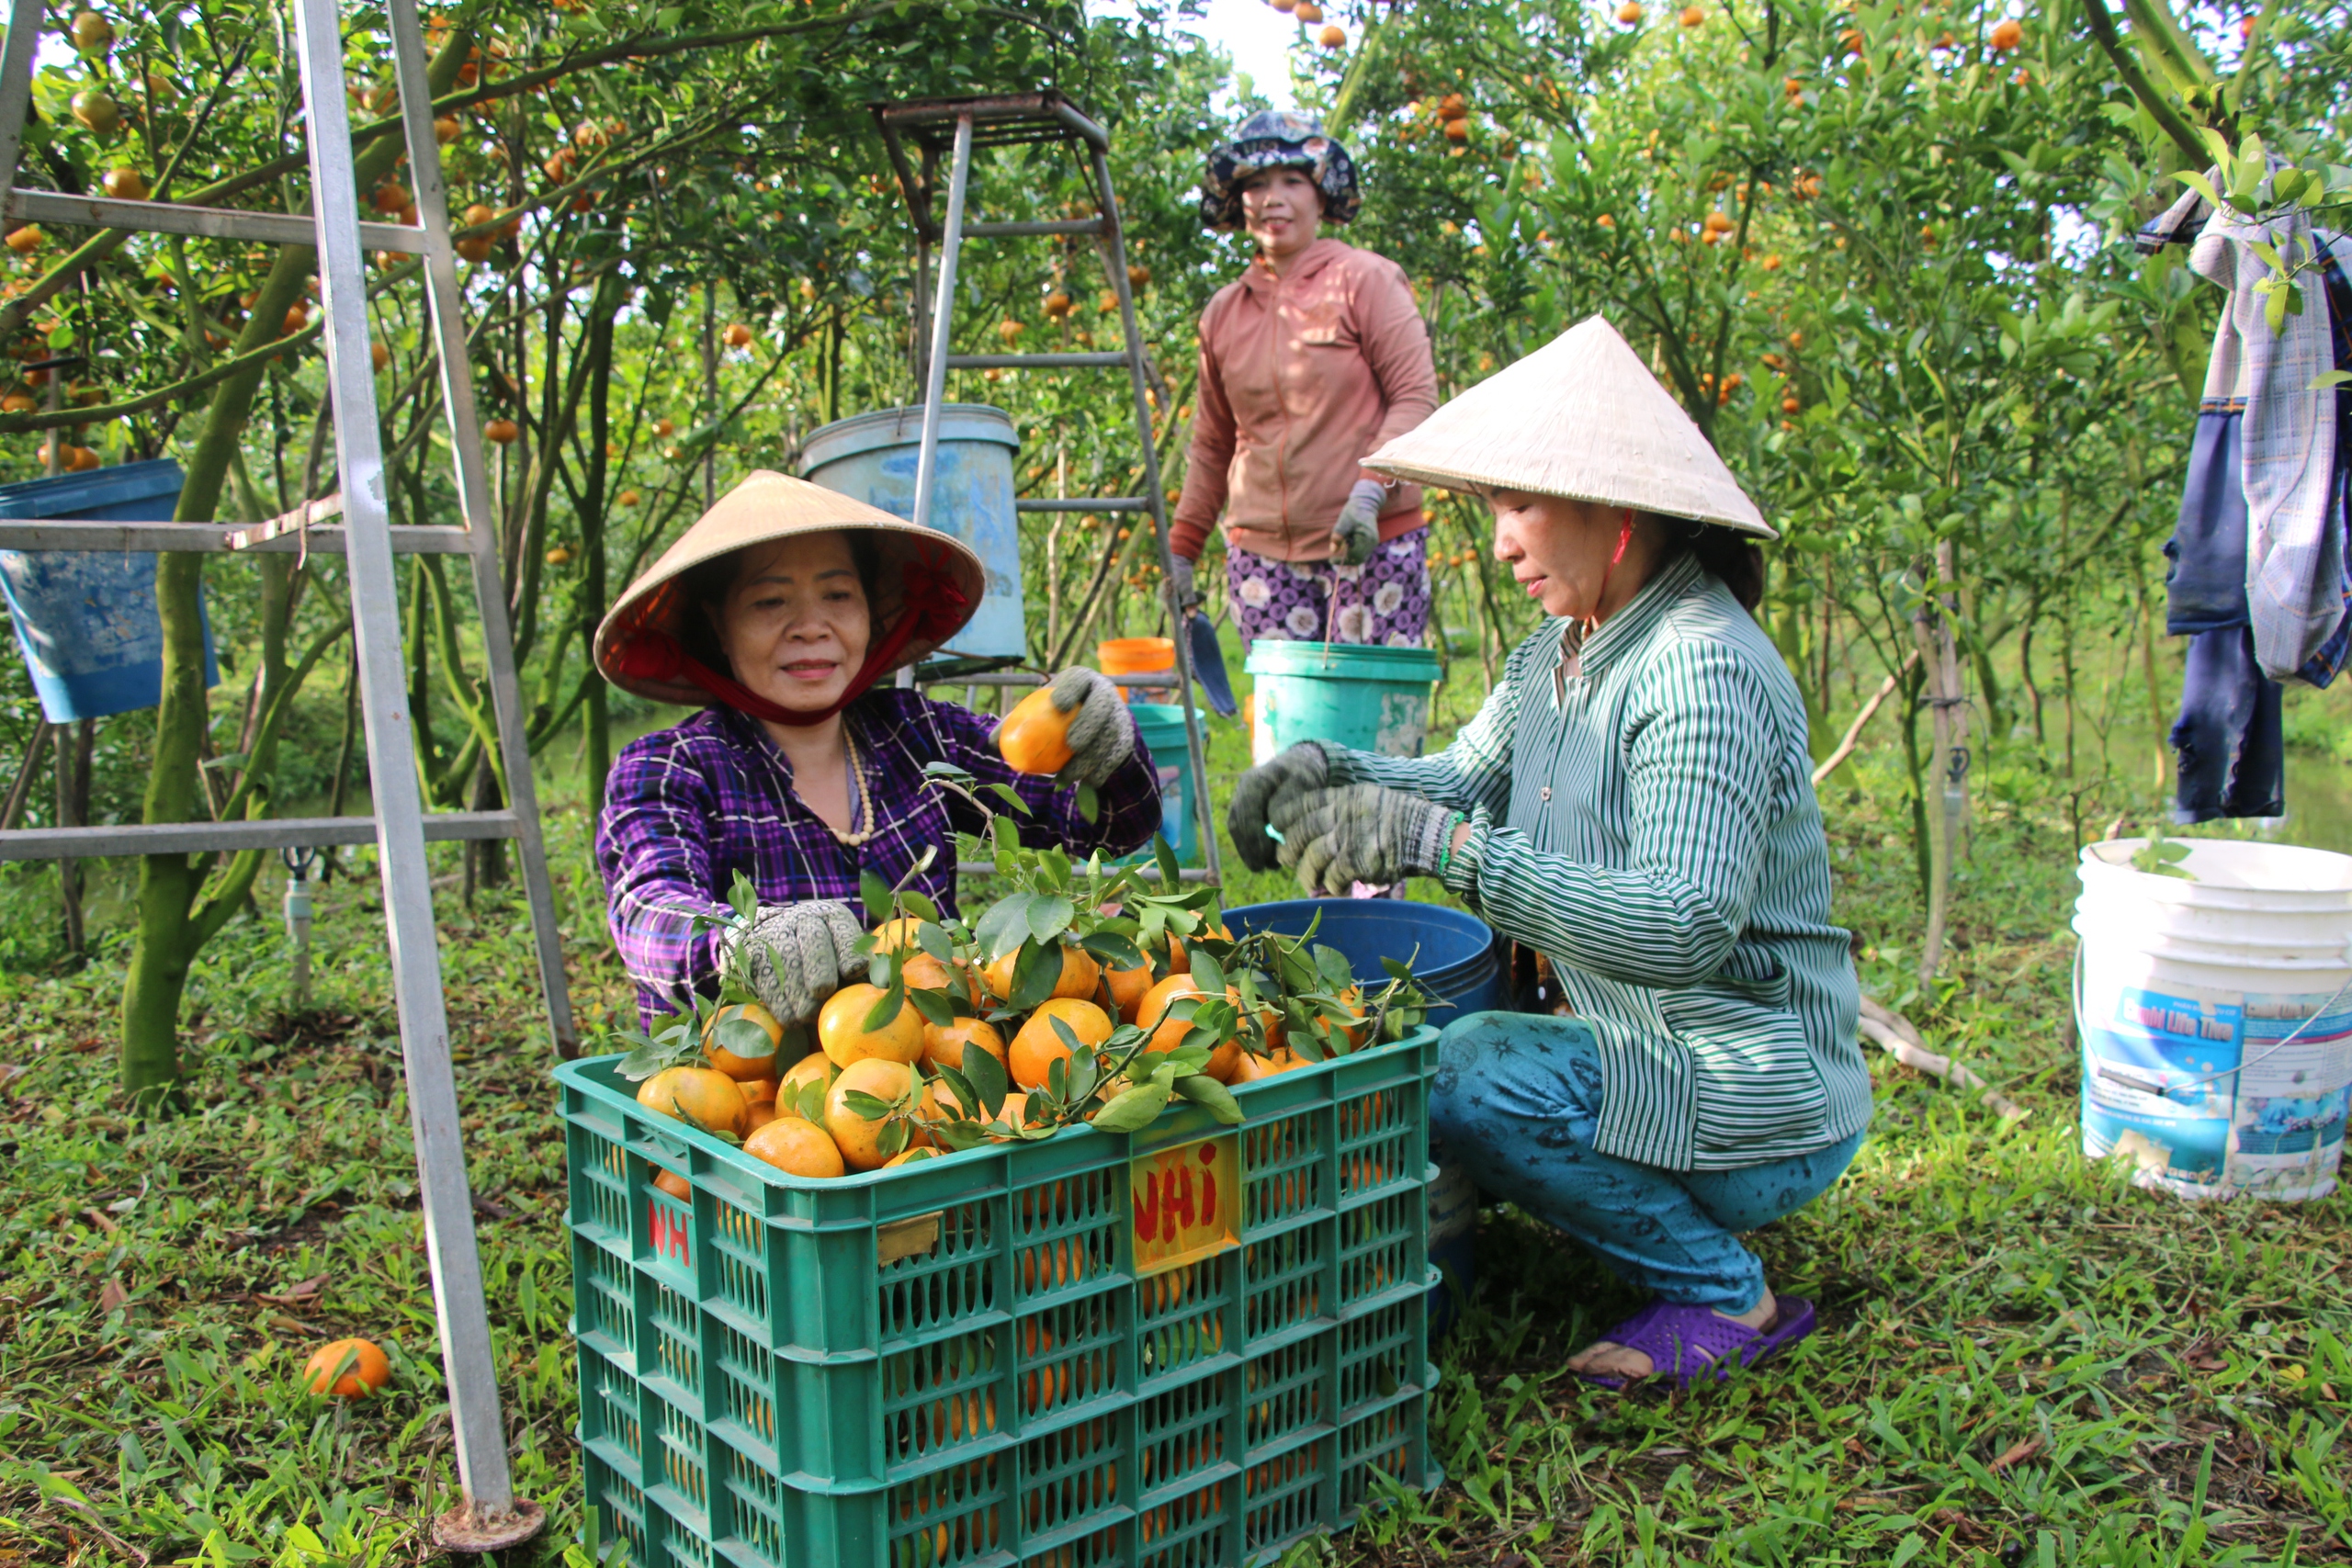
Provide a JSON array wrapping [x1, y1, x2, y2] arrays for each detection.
[[800, 404, 1024, 659], [0, 458, 220, 722], [1127, 703, 1197, 864], [1245, 639, 1442, 765]]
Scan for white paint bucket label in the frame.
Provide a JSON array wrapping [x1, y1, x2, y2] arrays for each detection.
[[2080, 978, 2352, 1201]]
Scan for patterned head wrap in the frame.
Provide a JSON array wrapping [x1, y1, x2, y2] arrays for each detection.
[[1199, 110, 1362, 231]]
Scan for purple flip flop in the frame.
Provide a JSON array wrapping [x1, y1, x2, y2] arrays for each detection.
[[1573, 1296, 1818, 1390]]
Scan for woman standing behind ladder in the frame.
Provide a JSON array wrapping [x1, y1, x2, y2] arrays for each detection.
[[1169, 111, 1441, 647]]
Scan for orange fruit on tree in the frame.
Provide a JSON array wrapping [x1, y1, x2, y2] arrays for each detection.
[[1010, 998, 1114, 1089], [703, 1000, 786, 1078], [100, 167, 147, 201], [922, 1016, 1007, 1075], [1990, 17, 2023, 50], [1317, 23, 1345, 46], [981, 940, 1100, 1002], [819, 982, 924, 1066], [724, 322, 753, 347], [1442, 118, 1470, 144], [484, 418, 520, 445], [1617, 1, 1643, 20], [825, 1058, 923, 1170], [996, 684, 1076, 774], [637, 1065, 748, 1136], [743, 1115, 847, 1178], [369, 340, 390, 372], [1679, 5, 1704, 25], [304, 1337, 391, 1398]]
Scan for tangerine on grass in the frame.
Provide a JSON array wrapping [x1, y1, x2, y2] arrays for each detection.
[[743, 1115, 847, 1178], [996, 685, 1076, 774], [1010, 998, 1114, 1090], [637, 1065, 748, 1136], [922, 1016, 1007, 1075], [303, 1337, 391, 1399], [982, 941, 1100, 1003], [703, 1000, 785, 1078], [818, 983, 924, 1066], [826, 1059, 923, 1170]]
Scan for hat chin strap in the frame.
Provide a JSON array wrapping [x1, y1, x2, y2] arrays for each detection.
[[610, 557, 971, 728]]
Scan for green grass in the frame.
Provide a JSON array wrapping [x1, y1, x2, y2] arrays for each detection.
[[0, 682, 2346, 1567]]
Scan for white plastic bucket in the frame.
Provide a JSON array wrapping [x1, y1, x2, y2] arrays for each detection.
[[2074, 839, 2352, 1201]]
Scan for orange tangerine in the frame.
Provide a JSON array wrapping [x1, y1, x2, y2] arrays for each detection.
[[982, 941, 1101, 1002], [702, 1000, 785, 1078], [652, 1168, 692, 1201], [780, 1051, 835, 1102], [997, 684, 1076, 774], [743, 1115, 847, 1178], [825, 1058, 923, 1170], [1010, 998, 1114, 1089], [922, 1016, 1007, 1075], [818, 983, 925, 1066], [884, 1146, 943, 1168], [1105, 961, 1155, 1021], [1136, 975, 1211, 1053], [636, 1066, 749, 1136], [303, 1337, 392, 1399], [871, 917, 926, 952], [902, 951, 978, 1002]]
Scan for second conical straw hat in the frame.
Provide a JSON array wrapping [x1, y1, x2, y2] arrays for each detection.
[[1363, 313, 1773, 538]]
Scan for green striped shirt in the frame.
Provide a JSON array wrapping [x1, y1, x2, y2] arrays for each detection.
[[1329, 553, 1871, 1171]]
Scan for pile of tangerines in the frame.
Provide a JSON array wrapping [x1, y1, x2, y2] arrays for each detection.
[[620, 834, 1428, 1187]]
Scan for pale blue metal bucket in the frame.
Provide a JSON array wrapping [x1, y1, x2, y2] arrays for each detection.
[[0, 458, 219, 722], [800, 404, 1025, 660]]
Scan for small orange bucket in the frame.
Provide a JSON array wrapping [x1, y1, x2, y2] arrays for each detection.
[[1097, 636, 1174, 699]]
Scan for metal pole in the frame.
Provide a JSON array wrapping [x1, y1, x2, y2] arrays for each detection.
[[385, 0, 575, 1065], [0, 0, 41, 221], [287, 0, 539, 1550], [1091, 146, 1222, 885], [910, 114, 973, 536]]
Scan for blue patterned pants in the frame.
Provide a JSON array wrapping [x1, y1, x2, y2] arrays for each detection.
[[1430, 1011, 1864, 1312]]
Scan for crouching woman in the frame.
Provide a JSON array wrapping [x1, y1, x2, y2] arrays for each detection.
[[1227, 318, 1872, 1387]]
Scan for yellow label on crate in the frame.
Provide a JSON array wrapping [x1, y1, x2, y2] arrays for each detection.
[[1131, 1133, 1240, 1276]]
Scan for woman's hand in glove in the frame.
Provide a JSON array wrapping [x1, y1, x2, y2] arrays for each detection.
[[1169, 553, 1201, 613], [1270, 784, 1453, 894], [1009, 667, 1136, 785], [723, 900, 867, 1027], [1226, 741, 1329, 871], [1329, 479, 1387, 567]]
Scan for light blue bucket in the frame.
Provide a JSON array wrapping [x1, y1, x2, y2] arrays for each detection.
[[1244, 639, 1441, 765], [1127, 703, 1198, 864], [0, 458, 219, 722], [801, 404, 1024, 660]]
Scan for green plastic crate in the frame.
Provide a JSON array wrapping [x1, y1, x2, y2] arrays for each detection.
[[560, 1024, 1441, 1540], [577, 1292, 1438, 1567]]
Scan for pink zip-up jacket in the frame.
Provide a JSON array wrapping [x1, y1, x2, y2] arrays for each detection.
[[1170, 239, 1440, 565]]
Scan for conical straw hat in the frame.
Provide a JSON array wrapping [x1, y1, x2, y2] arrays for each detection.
[[595, 469, 986, 707], [1363, 313, 1773, 538]]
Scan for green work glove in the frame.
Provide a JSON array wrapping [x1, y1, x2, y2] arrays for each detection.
[[1269, 784, 1453, 895], [726, 900, 867, 1026], [1329, 479, 1386, 567], [1227, 740, 1329, 872]]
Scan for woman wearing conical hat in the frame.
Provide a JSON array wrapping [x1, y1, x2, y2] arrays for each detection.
[[1227, 317, 1871, 1388], [594, 472, 1164, 1026]]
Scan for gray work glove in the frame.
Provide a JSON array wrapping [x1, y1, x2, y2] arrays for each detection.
[[1169, 553, 1201, 613], [1042, 666, 1136, 785], [724, 900, 866, 1027], [1270, 784, 1453, 895], [1227, 740, 1329, 873], [1329, 479, 1386, 567]]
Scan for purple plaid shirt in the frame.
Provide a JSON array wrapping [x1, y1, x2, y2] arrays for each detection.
[[596, 690, 1165, 1022]]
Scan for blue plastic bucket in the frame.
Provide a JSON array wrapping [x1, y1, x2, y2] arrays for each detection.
[[0, 458, 219, 722], [801, 404, 1025, 660], [1244, 639, 1441, 766], [1127, 703, 1199, 865], [1223, 897, 1499, 1332]]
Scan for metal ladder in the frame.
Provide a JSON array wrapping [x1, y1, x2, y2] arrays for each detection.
[[872, 92, 1223, 886], [0, 0, 560, 1550]]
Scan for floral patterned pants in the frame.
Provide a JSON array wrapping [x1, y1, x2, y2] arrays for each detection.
[[1227, 526, 1432, 648]]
